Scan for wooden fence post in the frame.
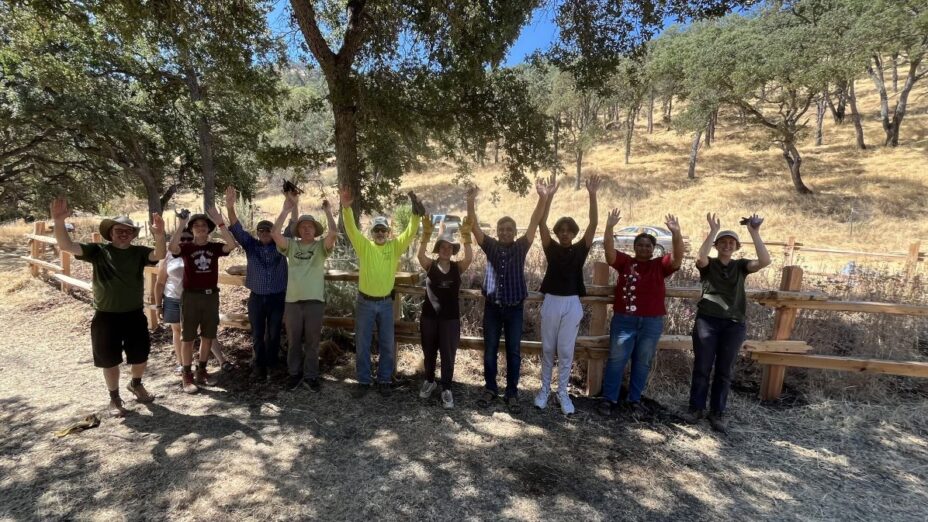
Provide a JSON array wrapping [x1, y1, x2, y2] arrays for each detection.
[[29, 221, 46, 277], [785, 236, 796, 266], [145, 268, 160, 329], [60, 250, 71, 292], [905, 242, 921, 280], [760, 265, 804, 400], [585, 262, 610, 396]]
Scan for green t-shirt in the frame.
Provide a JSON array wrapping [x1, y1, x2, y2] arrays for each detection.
[[279, 238, 330, 303], [77, 243, 155, 313], [696, 257, 752, 323]]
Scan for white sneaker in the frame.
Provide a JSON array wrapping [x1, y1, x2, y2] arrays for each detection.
[[534, 388, 550, 410], [419, 380, 437, 399], [557, 391, 575, 415], [441, 389, 454, 409]]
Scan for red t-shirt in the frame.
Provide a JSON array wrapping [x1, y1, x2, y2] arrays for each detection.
[[610, 252, 677, 317], [179, 241, 230, 290]]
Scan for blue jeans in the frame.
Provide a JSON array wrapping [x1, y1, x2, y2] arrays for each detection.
[[483, 301, 524, 398], [602, 314, 664, 403], [247, 291, 286, 369], [355, 296, 395, 385], [689, 314, 747, 413]]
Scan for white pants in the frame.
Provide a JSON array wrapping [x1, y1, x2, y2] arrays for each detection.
[[539, 294, 583, 393]]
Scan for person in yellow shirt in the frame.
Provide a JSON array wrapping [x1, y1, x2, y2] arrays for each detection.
[[339, 186, 424, 397]]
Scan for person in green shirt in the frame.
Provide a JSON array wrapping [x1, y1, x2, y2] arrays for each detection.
[[50, 197, 166, 417], [339, 186, 424, 397], [683, 212, 771, 433], [272, 191, 337, 392]]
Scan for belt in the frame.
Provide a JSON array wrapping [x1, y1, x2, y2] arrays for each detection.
[[359, 291, 393, 301], [186, 288, 220, 295]]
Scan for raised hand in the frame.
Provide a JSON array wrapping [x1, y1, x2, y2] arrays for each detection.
[[606, 208, 621, 228], [740, 213, 764, 230], [466, 185, 479, 203], [407, 191, 425, 216], [322, 199, 331, 211], [459, 216, 472, 236], [546, 174, 559, 198], [50, 197, 70, 221], [207, 207, 225, 226], [422, 214, 435, 237], [150, 213, 165, 237], [706, 212, 720, 232], [224, 186, 237, 209], [664, 214, 680, 234], [339, 185, 353, 207], [585, 174, 601, 194], [535, 177, 546, 198]]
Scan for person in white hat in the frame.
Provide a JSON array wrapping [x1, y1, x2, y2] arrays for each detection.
[[272, 192, 337, 392], [683, 212, 771, 432], [339, 186, 425, 398], [50, 197, 166, 417], [415, 212, 474, 409]]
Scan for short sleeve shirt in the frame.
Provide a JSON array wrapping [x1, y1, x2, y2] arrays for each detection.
[[610, 252, 677, 317], [178, 241, 229, 290], [77, 243, 155, 312], [539, 241, 590, 296], [697, 257, 752, 322], [279, 238, 329, 303], [423, 261, 461, 320], [480, 235, 530, 305]]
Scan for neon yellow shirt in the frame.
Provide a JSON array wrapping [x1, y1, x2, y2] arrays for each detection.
[[342, 207, 420, 297]]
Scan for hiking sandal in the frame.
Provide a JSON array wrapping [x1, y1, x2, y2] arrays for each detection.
[[477, 390, 497, 408], [504, 395, 522, 415]]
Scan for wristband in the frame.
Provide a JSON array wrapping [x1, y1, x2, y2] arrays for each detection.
[[217, 223, 226, 228]]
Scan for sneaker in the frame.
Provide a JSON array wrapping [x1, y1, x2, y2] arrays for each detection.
[[596, 400, 617, 417], [194, 366, 217, 386], [377, 382, 393, 397], [126, 381, 154, 403], [534, 388, 550, 410], [628, 401, 648, 420], [708, 411, 729, 433], [556, 391, 575, 415], [181, 372, 198, 394], [108, 397, 129, 417], [352, 383, 371, 399], [680, 408, 705, 425], [285, 374, 302, 390], [419, 380, 438, 399], [251, 366, 269, 382], [301, 378, 321, 392], [441, 389, 454, 409], [173, 364, 183, 376]]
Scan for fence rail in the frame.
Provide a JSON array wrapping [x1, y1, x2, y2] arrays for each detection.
[[22, 221, 928, 399]]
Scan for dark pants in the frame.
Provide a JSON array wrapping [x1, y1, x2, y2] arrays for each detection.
[[689, 314, 747, 413], [483, 301, 524, 398], [247, 291, 286, 369], [421, 316, 460, 391]]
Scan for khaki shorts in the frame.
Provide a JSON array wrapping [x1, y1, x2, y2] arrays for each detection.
[[181, 290, 220, 341]]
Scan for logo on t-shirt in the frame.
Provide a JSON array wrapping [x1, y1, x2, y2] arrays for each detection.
[[190, 249, 213, 272], [295, 248, 314, 261]]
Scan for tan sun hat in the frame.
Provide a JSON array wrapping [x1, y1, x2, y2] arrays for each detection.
[[99, 216, 140, 242], [294, 214, 324, 238]]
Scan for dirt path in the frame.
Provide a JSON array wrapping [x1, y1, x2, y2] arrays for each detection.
[[1, 269, 927, 521]]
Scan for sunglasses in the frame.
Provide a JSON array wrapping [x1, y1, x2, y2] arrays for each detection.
[[180, 237, 193, 243], [372, 228, 389, 234], [257, 228, 271, 233]]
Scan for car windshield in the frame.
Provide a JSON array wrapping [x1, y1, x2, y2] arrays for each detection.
[[616, 226, 638, 236]]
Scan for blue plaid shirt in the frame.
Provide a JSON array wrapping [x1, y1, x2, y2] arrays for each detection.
[[229, 222, 288, 295], [480, 235, 530, 305]]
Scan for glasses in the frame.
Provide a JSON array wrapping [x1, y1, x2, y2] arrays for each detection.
[[180, 237, 193, 243], [257, 228, 271, 233], [372, 228, 389, 234]]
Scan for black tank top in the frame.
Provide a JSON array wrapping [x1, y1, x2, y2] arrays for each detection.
[[423, 261, 461, 320]]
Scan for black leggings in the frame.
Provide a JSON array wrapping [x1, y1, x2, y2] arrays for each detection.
[[420, 316, 460, 391]]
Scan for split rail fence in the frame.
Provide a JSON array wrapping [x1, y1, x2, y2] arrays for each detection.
[[22, 221, 928, 399]]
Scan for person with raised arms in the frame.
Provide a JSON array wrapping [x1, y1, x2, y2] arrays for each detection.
[[415, 211, 475, 409], [597, 210, 684, 418], [467, 181, 547, 415], [50, 197, 166, 417], [683, 212, 771, 432], [272, 191, 337, 392], [534, 174, 600, 415], [167, 208, 237, 394], [339, 187, 424, 398]]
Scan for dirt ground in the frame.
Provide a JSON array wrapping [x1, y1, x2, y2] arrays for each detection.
[[2, 252, 928, 521]]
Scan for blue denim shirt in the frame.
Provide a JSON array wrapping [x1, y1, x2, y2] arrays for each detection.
[[229, 222, 287, 295], [480, 235, 530, 305]]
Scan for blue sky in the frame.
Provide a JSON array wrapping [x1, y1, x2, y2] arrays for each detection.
[[267, 1, 558, 67]]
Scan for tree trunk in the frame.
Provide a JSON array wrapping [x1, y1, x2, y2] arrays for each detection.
[[493, 139, 499, 164], [886, 56, 923, 147], [624, 107, 637, 165], [825, 81, 848, 124], [552, 116, 559, 161], [704, 112, 716, 149], [333, 100, 363, 221], [815, 93, 826, 146], [159, 184, 178, 211], [183, 67, 217, 211], [688, 129, 703, 180], [135, 164, 163, 216], [892, 52, 899, 93], [646, 88, 654, 133], [781, 142, 813, 194], [575, 148, 582, 189], [848, 79, 866, 150]]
